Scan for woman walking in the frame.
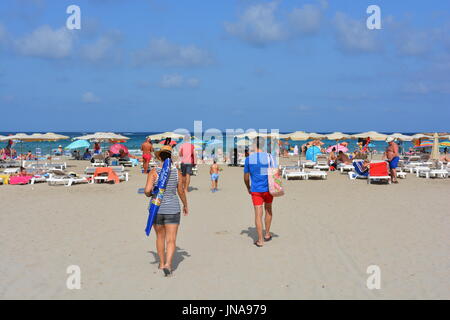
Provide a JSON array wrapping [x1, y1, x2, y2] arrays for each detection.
[[144, 145, 188, 276]]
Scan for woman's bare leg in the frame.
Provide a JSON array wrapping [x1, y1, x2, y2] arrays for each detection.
[[163, 224, 179, 270], [154, 224, 166, 268]]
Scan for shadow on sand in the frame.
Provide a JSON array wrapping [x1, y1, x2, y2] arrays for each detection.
[[148, 246, 191, 271], [240, 227, 279, 242]]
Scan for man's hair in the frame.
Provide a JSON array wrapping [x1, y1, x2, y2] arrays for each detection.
[[338, 151, 343, 155], [255, 136, 265, 150]]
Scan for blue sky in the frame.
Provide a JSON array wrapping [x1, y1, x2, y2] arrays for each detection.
[[0, 0, 449, 132]]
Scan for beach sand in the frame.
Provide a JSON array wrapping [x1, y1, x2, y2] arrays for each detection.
[[0, 158, 449, 299]]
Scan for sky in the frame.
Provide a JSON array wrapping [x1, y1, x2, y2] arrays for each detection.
[[0, 0, 449, 133]]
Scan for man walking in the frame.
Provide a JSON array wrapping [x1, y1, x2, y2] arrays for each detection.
[[243, 137, 276, 247], [179, 135, 197, 192], [141, 137, 154, 174], [383, 137, 400, 183]]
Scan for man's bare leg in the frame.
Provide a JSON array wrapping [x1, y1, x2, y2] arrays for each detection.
[[184, 174, 191, 192], [391, 168, 398, 182], [143, 160, 149, 174], [264, 202, 273, 239], [254, 205, 264, 246]]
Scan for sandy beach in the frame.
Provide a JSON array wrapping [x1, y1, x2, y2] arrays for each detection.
[[0, 157, 449, 300]]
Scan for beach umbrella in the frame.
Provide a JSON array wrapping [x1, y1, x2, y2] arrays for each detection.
[[388, 133, 413, 141], [147, 132, 184, 141], [326, 132, 352, 141], [286, 131, 312, 141], [413, 140, 433, 148], [158, 139, 177, 146], [109, 143, 129, 155], [430, 133, 440, 161], [351, 131, 388, 141], [411, 133, 432, 140], [326, 144, 348, 153], [74, 132, 129, 142], [65, 140, 90, 150], [308, 133, 326, 140], [440, 141, 450, 147]]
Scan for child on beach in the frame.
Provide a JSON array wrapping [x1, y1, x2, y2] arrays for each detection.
[[209, 160, 220, 192]]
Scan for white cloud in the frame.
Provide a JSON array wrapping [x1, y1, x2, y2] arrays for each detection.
[[289, 3, 323, 35], [225, 1, 328, 46], [225, 2, 285, 46], [14, 25, 74, 59], [82, 92, 101, 103], [333, 12, 381, 53], [81, 31, 122, 63], [133, 38, 213, 67], [158, 74, 200, 89]]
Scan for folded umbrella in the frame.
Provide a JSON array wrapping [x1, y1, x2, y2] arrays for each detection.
[[145, 158, 172, 236]]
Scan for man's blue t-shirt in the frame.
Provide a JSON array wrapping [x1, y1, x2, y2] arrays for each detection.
[[244, 152, 277, 193]]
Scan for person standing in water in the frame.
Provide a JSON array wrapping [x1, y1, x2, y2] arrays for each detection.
[[209, 160, 220, 192], [141, 137, 154, 174], [144, 145, 188, 277]]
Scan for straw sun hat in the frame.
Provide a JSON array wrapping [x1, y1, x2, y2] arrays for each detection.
[[155, 145, 173, 160]]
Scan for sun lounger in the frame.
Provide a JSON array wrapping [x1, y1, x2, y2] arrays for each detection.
[[348, 161, 369, 180], [282, 167, 308, 180], [419, 169, 448, 179], [0, 160, 20, 168], [301, 160, 316, 169], [368, 162, 391, 184], [306, 170, 327, 180], [313, 155, 329, 171], [338, 163, 354, 173], [3, 168, 20, 175], [47, 169, 89, 187]]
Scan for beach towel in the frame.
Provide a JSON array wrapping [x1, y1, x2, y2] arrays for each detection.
[[145, 158, 172, 236], [93, 167, 119, 184], [267, 154, 284, 197], [353, 161, 369, 177], [9, 176, 32, 185], [369, 162, 389, 177]]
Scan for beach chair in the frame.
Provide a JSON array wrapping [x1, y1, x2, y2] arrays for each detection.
[[368, 162, 391, 184], [313, 155, 329, 171], [47, 169, 89, 187], [348, 161, 369, 180], [306, 170, 327, 180], [428, 169, 449, 179], [110, 165, 129, 182], [338, 163, 354, 173], [282, 166, 308, 180]]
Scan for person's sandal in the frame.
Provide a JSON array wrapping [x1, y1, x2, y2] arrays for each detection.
[[254, 241, 263, 247], [264, 235, 272, 242], [163, 268, 172, 277]]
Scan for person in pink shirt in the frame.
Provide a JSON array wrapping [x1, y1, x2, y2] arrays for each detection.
[[178, 135, 197, 192]]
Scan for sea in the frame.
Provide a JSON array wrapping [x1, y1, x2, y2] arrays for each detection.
[[0, 132, 419, 156]]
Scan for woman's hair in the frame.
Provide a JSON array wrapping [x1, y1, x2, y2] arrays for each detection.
[[159, 151, 171, 161]]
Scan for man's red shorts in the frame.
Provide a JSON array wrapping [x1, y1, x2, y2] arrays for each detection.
[[143, 154, 151, 162], [251, 192, 273, 206]]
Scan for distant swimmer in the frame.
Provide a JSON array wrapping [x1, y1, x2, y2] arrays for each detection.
[[141, 137, 154, 174]]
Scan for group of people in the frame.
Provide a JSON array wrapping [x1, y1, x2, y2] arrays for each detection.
[[142, 136, 276, 276]]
